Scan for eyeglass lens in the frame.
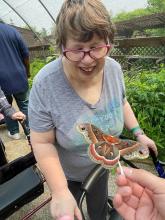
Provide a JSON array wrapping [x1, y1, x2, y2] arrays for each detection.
[[65, 46, 109, 61]]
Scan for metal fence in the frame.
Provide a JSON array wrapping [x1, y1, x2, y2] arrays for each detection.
[[111, 36, 165, 68], [29, 36, 165, 69]]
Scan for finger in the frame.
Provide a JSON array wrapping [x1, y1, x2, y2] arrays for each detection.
[[113, 193, 135, 220], [74, 207, 82, 220], [131, 181, 145, 198], [116, 173, 128, 186], [116, 168, 145, 199], [120, 167, 164, 193], [58, 215, 72, 220], [124, 194, 140, 209], [116, 167, 157, 198], [116, 186, 140, 209], [113, 193, 122, 208], [117, 186, 132, 197]]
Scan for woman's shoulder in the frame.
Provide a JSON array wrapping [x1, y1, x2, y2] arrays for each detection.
[[105, 56, 122, 70], [33, 57, 62, 83]]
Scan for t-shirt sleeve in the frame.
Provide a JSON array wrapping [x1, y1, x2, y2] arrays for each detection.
[[28, 78, 55, 132], [116, 61, 127, 103], [121, 71, 127, 103]]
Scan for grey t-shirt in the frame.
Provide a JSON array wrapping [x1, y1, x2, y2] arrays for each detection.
[[28, 56, 126, 181]]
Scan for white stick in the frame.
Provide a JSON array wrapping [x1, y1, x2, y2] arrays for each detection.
[[118, 160, 125, 176]]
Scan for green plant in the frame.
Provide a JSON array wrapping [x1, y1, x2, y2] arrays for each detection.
[[29, 59, 46, 88], [46, 46, 59, 63], [124, 65, 165, 161]]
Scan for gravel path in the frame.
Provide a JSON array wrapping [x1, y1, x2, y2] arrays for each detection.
[[0, 123, 157, 220]]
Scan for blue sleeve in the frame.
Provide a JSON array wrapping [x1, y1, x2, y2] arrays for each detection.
[[15, 31, 29, 59]]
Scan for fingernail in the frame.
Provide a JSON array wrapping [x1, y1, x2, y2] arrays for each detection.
[[123, 167, 133, 176]]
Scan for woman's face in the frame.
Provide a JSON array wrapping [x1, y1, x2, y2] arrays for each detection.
[[63, 34, 108, 81]]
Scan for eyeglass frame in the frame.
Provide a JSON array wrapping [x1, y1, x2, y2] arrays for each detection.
[[62, 44, 111, 62]]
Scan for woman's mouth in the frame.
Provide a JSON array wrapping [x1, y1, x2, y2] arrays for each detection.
[[80, 66, 95, 73]]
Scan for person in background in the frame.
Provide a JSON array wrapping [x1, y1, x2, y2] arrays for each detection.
[[0, 113, 5, 125], [113, 167, 165, 220], [28, 0, 157, 219], [0, 86, 26, 121], [0, 21, 30, 140], [0, 86, 25, 167]]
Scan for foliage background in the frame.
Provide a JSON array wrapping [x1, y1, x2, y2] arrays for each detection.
[[123, 65, 165, 161]]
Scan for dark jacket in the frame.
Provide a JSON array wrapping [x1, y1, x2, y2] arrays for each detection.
[[0, 23, 29, 94]]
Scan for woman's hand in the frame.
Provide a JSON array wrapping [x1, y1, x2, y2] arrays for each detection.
[[113, 167, 165, 220], [137, 134, 157, 156], [11, 111, 26, 121], [50, 188, 82, 220]]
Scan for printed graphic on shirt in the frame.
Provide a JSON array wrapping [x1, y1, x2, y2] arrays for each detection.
[[64, 98, 124, 153]]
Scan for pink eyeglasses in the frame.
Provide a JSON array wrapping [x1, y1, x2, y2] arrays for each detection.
[[62, 44, 111, 62]]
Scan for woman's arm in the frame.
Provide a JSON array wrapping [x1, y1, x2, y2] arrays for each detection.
[[123, 100, 157, 155], [30, 129, 82, 220], [123, 100, 139, 130], [30, 129, 67, 194]]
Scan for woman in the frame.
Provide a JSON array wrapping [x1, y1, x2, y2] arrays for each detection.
[[28, 1, 157, 219]]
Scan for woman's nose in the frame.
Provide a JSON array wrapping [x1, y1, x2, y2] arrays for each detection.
[[81, 52, 94, 64]]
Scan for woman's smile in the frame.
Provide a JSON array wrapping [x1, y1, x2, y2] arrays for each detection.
[[79, 65, 96, 74]]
